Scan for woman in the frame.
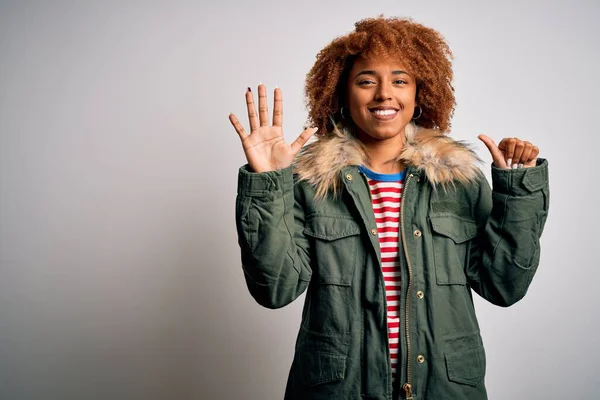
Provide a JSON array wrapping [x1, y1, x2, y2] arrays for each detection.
[[229, 16, 549, 400]]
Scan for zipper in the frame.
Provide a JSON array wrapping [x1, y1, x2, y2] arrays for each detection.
[[359, 170, 393, 397], [402, 383, 413, 400], [400, 172, 415, 399]]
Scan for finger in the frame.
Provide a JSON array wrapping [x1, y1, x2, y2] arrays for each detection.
[[525, 146, 540, 166], [229, 113, 248, 141], [273, 86, 283, 127], [258, 84, 269, 127], [518, 142, 533, 166], [478, 134, 508, 169], [245, 87, 259, 132], [507, 138, 518, 165], [497, 138, 508, 163], [512, 140, 526, 167], [499, 137, 517, 165], [524, 157, 538, 167], [291, 127, 318, 155]]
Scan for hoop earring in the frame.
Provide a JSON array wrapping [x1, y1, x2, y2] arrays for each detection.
[[412, 105, 422, 120], [340, 107, 346, 119]]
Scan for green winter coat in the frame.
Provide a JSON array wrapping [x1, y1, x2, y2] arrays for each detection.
[[235, 124, 549, 400]]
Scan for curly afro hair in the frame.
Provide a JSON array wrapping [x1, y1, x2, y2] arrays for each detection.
[[304, 16, 455, 135]]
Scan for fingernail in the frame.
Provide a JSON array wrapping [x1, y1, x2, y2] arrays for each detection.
[[275, 84, 278, 89], [512, 164, 518, 169], [507, 158, 512, 166], [247, 87, 251, 92], [518, 163, 523, 168]]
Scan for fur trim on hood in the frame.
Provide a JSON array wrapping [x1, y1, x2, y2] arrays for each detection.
[[293, 122, 482, 199]]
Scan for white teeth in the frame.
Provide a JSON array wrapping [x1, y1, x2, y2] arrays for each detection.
[[372, 109, 397, 116]]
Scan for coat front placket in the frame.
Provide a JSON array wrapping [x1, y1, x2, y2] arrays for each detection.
[[341, 165, 397, 398]]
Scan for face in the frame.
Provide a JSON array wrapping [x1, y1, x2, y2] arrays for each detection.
[[345, 55, 417, 143]]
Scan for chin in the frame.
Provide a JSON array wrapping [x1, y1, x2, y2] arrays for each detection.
[[359, 126, 406, 141]]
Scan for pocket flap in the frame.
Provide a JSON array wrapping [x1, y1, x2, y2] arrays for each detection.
[[304, 214, 361, 241], [445, 346, 486, 387], [430, 214, 478, 243], [295, 351, 347, 386]]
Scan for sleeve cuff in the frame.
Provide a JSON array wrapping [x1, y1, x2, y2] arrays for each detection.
[[237, 164, 294, 197], [491, 158, 549, 196]]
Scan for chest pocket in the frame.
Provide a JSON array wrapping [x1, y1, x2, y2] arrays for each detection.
[[303, 214, 361, 286], [429, 214, 478, 285]]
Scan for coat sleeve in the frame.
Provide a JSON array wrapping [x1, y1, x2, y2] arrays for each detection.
[[465, 158, 550, 307], [235, 164, 312, 309]]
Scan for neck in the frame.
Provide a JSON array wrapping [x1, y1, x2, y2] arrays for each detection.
[[356, 128, 407, 174]]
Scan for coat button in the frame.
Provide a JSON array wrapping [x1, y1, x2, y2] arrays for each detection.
[[371, 228, 377, 236], [413, 229, 422, 237], [417, 355, 425, 363], [345, 173, 353, 181], [416, 290, 424, 299]]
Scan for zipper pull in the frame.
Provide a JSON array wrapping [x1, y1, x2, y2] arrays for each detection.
[[403, 383, 414, 399]]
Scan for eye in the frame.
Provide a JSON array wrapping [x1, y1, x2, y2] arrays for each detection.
[[394, 79, 408, 84], [358, 80, 375, 85]]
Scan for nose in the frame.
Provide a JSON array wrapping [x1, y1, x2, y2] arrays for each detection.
[[375, 80, 392, 101]]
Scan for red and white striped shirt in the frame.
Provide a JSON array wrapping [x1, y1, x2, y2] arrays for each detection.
[[359, 165, 405, 385]]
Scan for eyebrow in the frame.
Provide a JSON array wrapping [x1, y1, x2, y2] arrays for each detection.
[[354, 70, 409, 79]]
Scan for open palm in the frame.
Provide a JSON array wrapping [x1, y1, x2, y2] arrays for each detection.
[[229, 84, 317, 173]]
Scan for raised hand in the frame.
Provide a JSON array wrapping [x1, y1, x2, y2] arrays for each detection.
[[478, 134, 539, 169], [229, 84, 318, 173]]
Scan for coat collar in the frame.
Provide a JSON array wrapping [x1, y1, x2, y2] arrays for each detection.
[[293, 122, 482, 199]]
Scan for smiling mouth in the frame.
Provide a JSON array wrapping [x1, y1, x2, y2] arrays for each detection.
[[369, 108, 399, 120]]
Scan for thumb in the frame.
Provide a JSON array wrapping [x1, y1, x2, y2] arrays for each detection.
[[291, 127, 318, 155], [478, 134, 507, 169]]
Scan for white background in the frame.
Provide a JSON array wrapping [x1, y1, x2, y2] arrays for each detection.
[[1, 0, 598, 399]]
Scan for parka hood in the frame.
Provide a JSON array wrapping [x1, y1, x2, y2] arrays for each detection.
[[293, 122, 482, 199]]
